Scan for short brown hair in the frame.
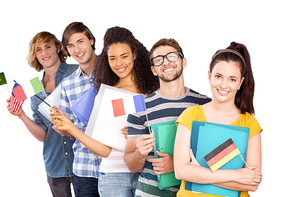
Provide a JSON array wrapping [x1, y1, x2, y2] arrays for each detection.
[[149, 38, 184, 64], [62, 22, 96, 56], [26, 31, 67, 72]]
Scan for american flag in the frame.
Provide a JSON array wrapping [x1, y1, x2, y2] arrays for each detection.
[[10, 82, 25, 113]]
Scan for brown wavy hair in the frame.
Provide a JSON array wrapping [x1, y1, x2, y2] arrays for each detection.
[[210, 42, 255, 114], [27, 31, 67, 72], [62, 22, 96, 56], [93, 26, 159, 95]]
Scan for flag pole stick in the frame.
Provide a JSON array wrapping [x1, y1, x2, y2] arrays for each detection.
[[42, 90, 58, 126], [6, 84, 10, 96], [145, 111, 151, 134], [34, 95, 51, 107], [238, 153, 250, 169], [42, 90, 52, 108]]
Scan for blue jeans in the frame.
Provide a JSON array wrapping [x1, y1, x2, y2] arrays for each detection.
[[74, 175, 100, 197], [98, 172, 140, 197]]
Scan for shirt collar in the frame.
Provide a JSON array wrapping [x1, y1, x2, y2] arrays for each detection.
[[74, 67, 83, 79], [74, 67, 93, 79], [42, 62, 67, 78], [42, 62, 67, 82], [57, 62, 67, 74]]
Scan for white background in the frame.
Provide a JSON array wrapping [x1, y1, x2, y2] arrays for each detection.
[[0, 0, 294, 196]]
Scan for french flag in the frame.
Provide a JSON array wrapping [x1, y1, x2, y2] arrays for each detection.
[[111, 94, 146, 117]]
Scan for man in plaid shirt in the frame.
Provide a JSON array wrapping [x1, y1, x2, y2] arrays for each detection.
[[57, 22, 100, 197]]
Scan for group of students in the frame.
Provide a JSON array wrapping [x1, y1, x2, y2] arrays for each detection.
[[7, 21, 262, 197]]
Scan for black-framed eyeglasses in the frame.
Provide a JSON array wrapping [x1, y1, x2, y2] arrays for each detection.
[[151, 52, 183, 67]]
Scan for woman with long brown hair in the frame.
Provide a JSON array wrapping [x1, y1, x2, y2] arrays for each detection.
[[174, 42, 262, 197]]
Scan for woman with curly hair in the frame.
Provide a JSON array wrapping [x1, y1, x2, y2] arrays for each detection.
[[52, 26, 159, 197], [93, 26, 159, 95]]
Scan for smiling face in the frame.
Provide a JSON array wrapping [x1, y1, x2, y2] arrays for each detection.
[[66, 32, 94, 65], [35, 41, 60, 69], [151, 46, 186, 83], [107, 43, 136, 79], [209, 60, 244, 104]]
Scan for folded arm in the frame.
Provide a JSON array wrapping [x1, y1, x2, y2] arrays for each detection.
[[174, 123, 262, 192]]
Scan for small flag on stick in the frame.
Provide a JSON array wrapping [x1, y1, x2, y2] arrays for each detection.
[[111, 94, 146, 117], [0, 72, 7, 86], [204, 138, 240, 172], [12, 85, 27, 102], [10, 82, 26, 113], [30, 76, 52, 108], [0, 72, 10, 96], [111, 94, 152, 134], [30, 77, 45, 94]]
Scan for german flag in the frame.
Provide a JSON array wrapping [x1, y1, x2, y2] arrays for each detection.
[[204, 138, 240, 172]]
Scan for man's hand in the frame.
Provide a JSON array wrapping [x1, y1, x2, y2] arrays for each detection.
[[135, 133, 155, 158], [147, 151, 174, 175], [7, 97, 24, 117]]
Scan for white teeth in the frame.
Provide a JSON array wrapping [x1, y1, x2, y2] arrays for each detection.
[[218, 89, 229, 94], [163, 67, 174, 73], [77, 53, 84, 57], [43, 57, 50, 61]]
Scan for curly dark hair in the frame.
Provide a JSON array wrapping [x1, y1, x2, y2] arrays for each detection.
[[93, 26, 159, 95]]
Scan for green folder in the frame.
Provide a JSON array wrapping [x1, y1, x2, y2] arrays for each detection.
[[151, 120, 181, 190]]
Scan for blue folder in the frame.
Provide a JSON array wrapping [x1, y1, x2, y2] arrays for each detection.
[[151, 120, 181, 190], [185, 121, 250, 197], [70, 85, 98, 126]]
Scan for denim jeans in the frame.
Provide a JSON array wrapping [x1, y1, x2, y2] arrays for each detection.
[[98, 172, 140, 197], [74, 175, 100, 197], [47, 175, 74, 197]]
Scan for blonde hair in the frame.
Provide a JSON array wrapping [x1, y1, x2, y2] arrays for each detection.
[[27, 31, 67, 71]]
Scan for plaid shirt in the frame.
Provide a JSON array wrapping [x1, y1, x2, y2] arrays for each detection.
[[59, 67, 101, 178]]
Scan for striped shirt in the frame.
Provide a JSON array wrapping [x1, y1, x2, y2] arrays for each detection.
[[59, 67, 101, 178], [99, 148, 130, 173], [127, 88, 211, 197]]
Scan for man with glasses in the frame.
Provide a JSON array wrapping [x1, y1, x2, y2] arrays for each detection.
[[124, 38, 211, 196]]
